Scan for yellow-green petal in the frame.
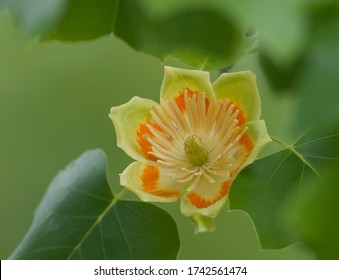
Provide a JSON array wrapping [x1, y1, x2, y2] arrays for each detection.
[[109, 96, 158, 163], [243, 120, 272, 168], [120, 161, 184, 203], [160, 66, 215, 100], [213, 70, 261, 122]]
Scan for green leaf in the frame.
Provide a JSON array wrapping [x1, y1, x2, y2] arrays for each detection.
[[9, 149, 180, 260], [222, 0, 309, 65], [229, 127, 339, 249], [44, 0, 119, 41], [294, 2, 339, 130], [52, 0, 254, 69], [154, 8, 253, 70], [259, 51, 305, 92], [294, 165, 339, 259], [3, 0, 254, 70], [0, 0, 66, 35]]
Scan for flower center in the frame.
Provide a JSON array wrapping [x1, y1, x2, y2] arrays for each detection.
[[144, 90, 251, 192], [184, 135, 208, 166]]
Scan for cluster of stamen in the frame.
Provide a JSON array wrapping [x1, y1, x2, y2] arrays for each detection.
[[145, 91, 248, 192]]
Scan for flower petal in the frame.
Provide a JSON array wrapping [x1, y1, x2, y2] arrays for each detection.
[[213, 71, 261, 123], [160, 66, 215, 110], [180, 177, 231, 218], [120, 161, 184, 203], [242, 120, 272, 168], [109, 96, 158, 163], [190, 215, 215, 233]]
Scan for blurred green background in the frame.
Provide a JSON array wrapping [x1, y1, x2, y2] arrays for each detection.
[[0, 11, 315, 259]]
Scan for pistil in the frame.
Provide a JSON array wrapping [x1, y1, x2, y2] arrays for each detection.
[[184, 135, 208, 166]]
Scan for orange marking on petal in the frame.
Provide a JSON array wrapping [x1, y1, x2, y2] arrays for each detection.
[[141, 165, 159, 191], [187, 180, 231, 209], [137, 120, 162, 161], [175, 87, 209, 112], [239, 132, 254, 152], [175, 87, 196, 111], [227, 101, 246, 126], [230, 133, 254, 177], [141, 165, 180, 198]]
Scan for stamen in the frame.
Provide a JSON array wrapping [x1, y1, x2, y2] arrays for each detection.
[[139, 90, 251, 192], [203, 170, 216, 183], [182, 166, 200, 174], [187, 175, 201, 192]]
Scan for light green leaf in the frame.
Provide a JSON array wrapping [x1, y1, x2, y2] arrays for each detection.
[[223, 0, 309, 65], [9, 149, 180, 260], [229, 127, 339, 249]]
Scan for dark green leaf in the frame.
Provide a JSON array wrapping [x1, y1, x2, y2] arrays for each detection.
[[9, 149, 180, 260], [158, 9, 253, 70], [3, 0, 254, 70], [45, 0, 119, 41], [51, 0, 253, 69], [229, 127, 339, 249], [259, 51, 305, 92]]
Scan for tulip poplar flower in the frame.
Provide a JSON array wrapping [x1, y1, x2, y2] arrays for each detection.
[[109, 66, 271, 232]]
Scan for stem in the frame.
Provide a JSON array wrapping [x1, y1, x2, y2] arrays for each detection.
[[115, 188, 129, 200]]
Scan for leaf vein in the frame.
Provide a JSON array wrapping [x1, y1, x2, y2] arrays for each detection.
[[111, 0, 120, 31], [22, 246, 74, 257], [99, 221, 107, 260], [258, 151, 291, 201], [66, 196, 118, 259], [125, 233, 167, 246], [68, 187, 112, 202], [302, 155, 339, 160], [294, 132, 339, 148], [128, 246, 157, 259], [113, 206, 134, 259], [120, 203, 164, 227], [55, 214, 98, 220]]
